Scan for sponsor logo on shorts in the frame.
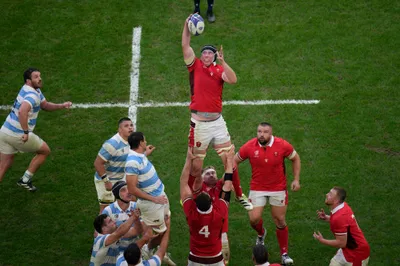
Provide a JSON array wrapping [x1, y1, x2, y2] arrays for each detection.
[[196, 141, 202, 147]]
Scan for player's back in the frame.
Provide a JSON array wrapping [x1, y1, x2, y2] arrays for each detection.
[[185, 198, 227, 257]]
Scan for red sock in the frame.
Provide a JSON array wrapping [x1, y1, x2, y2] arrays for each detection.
[[276, 225, 289, 255], [251, 219, 264, 236], [232, 167, 243, 197]]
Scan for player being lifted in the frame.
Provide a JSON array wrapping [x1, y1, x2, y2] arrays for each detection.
[[182, 14, 252, 211]]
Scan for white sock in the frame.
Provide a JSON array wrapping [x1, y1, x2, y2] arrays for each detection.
[[22, 170, 34, 182]]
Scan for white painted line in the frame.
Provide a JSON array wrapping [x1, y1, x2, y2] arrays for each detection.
[[129, 26, 142, 129], [0, 99, 320, 111]]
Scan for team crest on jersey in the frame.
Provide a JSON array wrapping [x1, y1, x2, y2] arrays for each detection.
[[274, 152, 278, 157], [196, 141, 202, 147], [254, 150, 259, 158], [210, 72, 214, 76], [113, 214, 119, 219], [265, 159, 268, 163]]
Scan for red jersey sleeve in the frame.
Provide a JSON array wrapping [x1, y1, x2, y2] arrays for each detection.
[[330, 213, 349, 235], [215, 198, 229, 218], [282, 139, 294, 158], [187, 57, 200, 73], [183, 198, 195, 217], [238, 139, 254, 161]]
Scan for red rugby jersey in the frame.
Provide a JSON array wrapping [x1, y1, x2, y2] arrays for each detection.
[[237, 136, 294, 191], [187, 58, 224, 113], [183, 197, 228, 257], [330, 202, 370, 262]]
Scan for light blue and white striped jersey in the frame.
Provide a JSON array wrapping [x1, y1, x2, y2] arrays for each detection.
[[94, 133, 130, 182], [116, 252, 161, 266], [89, 234, 121, 266], [102, 201, 139, 253], [125, 150, 164, 197], [0, 85, 45, 137]]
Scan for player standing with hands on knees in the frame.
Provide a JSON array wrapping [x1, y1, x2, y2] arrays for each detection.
[[182, 14, 253, 211], [0, 68, 72, 191], [314, 187, 370, 266], [235, 122, 301, 266]]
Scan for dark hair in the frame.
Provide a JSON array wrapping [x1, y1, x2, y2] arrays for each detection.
[[128, 132, 144, 149], [23, 67, 40, 82], [195, 192, 212, 212], [259, 122, 272, 128], [124, 243, 141, 265], [93, 214, 108, 234], [118, 117, 132, 126], [333, 186, 347, 203], [253, 244, 269, 264]]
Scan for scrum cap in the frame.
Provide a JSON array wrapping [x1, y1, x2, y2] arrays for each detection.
[[201, 45, 217, 62]]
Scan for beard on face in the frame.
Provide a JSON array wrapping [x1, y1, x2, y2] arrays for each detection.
[[258, 139, 267, 145]]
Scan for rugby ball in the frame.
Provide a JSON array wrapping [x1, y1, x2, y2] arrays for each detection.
[[188, 14, 205, 36]]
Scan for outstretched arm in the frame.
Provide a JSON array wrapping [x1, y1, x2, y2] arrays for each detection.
[[40, 99, 72, 111], [182, 15, 195, 65], [180, 148, 196, 201], [220, 145, 235, 200]]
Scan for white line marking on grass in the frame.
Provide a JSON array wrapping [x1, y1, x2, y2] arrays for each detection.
[[129, 26, 142, 128], [0, 100, 319, 111]]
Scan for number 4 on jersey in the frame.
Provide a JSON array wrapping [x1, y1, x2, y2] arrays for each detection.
[[199, 225, 210, 238]]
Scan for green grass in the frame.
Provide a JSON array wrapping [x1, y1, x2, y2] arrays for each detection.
[[0, 0, 399, 265]]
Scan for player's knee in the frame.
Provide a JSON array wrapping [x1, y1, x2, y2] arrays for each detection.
[[38, 142, 51, 155], [215, 144, 233, 157], [249, 216, 261, 226], [274, 218, 286, 228]]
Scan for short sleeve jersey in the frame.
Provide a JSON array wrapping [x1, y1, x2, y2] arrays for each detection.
[[89, 234, 120, 266], [237, 136, 294, 191], [183, 197, 228, 257], [1, 85, 45, 137], [187, 58, 225, 113], [94, 133, 130, 182], [330, 202, 370, 262], [125, 150, 164, 197]]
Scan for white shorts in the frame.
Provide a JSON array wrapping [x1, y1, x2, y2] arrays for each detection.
[[94, 179, 115, 205], [137, 192, 170, 233], [249, 190, 288, 207], [189, 116, 231, 152], [0, 131, 44, 154], [330, 248, 370, 266]]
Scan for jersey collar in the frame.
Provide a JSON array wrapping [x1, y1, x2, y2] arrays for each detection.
[[258, 135, 274, 148], [331, 202, 345, 214], [116, 133, 129, 145], [197, 205, 213, 214]]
